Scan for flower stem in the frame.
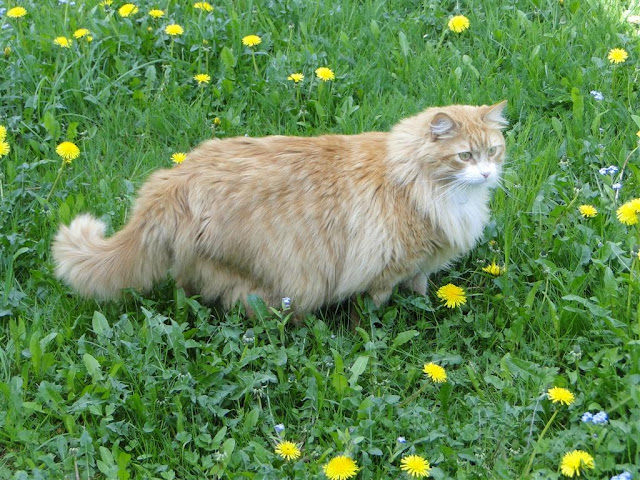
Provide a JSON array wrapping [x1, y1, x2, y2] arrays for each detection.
[[45, 159, 67, 203], [251, 50, 259, 75], [522, 409, 559, 478]]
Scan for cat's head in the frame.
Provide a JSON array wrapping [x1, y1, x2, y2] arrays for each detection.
[[426, 101, 508, 188], [389, 101, 508, 192]]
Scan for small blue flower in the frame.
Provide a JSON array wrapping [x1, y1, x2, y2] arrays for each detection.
[[592, 411, 609, 424], [281, 297, 291, 309], [275, 423, 285, 434], [397, 436, 407, 444], [599, 167, 610, 175], [612, 182, 623, 190], [581, 412, 594, 423], [590, 90, 604, 101], [611, 473, 632, 480], [607, 165, 619, 174]]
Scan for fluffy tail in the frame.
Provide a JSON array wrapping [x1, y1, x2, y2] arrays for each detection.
[[52, 211, 172, 301]]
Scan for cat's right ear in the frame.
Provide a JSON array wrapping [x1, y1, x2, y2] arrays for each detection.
[[429, 112, 458, 140]]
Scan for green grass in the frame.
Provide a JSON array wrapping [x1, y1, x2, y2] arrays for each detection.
[[1, 0, 640, 478]]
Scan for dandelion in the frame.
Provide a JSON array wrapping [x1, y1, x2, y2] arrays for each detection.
[[0, 141, 10, 158], [165, 24, 184, 36], [171, 152, 187, 164], [608, 48, 628, 64], [53, 36, 72, 48], [448, 15, 470, 33], [7, 6, 27, 18], [617, 198, 640, 225], [73, 28, 90, 39], [0, 125, 6, 141], [4, 46, 11, 57], [242, 34, 261, 47], [323, 455, 358, 480], [99, 0, 113, 6], [400, 455, 431, 478], [578, 205, 597, 218], [436, 283, 466, 308], [547, 387, 575, 406], [274, 441, 301, 461], [148, 9, 165, 18], [118, 3, 139, 17], [193, 73, 211, 84], [287, 73, 304, 83], [213, 117, 222, 126], [560, 450, 595, 477], [315, 67, 335, 82], [56, 141, 80, 163], [482, 261, 504, 276], [194, 2, 213, 12], [423, 363, 447, 383], [590, 90, 604, 101]]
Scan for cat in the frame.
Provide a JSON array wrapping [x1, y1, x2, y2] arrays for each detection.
[[52, 101, 508, 313]]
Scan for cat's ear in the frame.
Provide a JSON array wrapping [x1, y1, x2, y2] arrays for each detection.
[[482, 100, 508, 129], [430, 112, 458, 140]]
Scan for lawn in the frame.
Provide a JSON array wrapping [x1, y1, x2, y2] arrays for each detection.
[[0, 0, 639, 479]]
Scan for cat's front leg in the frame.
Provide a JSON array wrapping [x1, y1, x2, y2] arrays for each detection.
[[367, 287, 393, 307], [402, 272, 428, 296]]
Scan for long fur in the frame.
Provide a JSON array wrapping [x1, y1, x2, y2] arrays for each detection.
[[52, 102, 508, 312]]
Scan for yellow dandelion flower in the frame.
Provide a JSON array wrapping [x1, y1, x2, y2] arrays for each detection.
[[4, 46, 11, 57], [0, 142, 10, 158], [242, 34, 262, 47], [482, 261, 504, 276], [53, 37, 72, 48], [637, 250, 640, 261], [608, 48, 628, 64], [547, 387, 575, 406], [315, 67, 335, 82], [560, 450, 595, 477], [436, 283, 466, 308], [323, 455, 358, 480], [274, 441, 301, 461], [617, 198, 640, 226], [400, 455, 431, 478], [448, 15, 470, 33], [73, 28, 90, 39], [0, 125, 6, 142], [194, 73, 211, 84], [213, 117, 222, 126], [423, 362, 447, 383], [578, 204, 597, 218], [287, 73, 304, 83], [56, 141, 80, 164], [7, 7, 27, 18], [171, 152, 187, 164], [99, 0, 113, 6], [194, 2, 214, 12], [149, 9, 165, 18], [118, 4, 139, 17], [165, 24, 184, 36]]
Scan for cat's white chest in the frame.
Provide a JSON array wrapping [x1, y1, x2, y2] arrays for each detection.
[[441, 189, 490, 252]]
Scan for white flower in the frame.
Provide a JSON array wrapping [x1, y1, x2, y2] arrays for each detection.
[[612, 182, 623, 190], [590, 90, 604, 101], [397, 436, 407, 443]]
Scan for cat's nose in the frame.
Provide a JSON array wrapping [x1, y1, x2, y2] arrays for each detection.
[[480, 171, 491, 179]]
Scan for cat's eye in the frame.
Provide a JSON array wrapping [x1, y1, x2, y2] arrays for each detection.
[[459, 152, 472, 161], [488, 146, 498, 156]]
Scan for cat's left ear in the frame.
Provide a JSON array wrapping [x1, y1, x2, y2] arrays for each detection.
[[482, 100, 509, 129]]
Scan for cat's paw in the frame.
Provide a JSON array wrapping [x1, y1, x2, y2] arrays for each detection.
[[403, 273, 428, 296]]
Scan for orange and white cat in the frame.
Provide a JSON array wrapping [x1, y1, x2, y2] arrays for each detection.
[[52, 102, 508, 312]]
